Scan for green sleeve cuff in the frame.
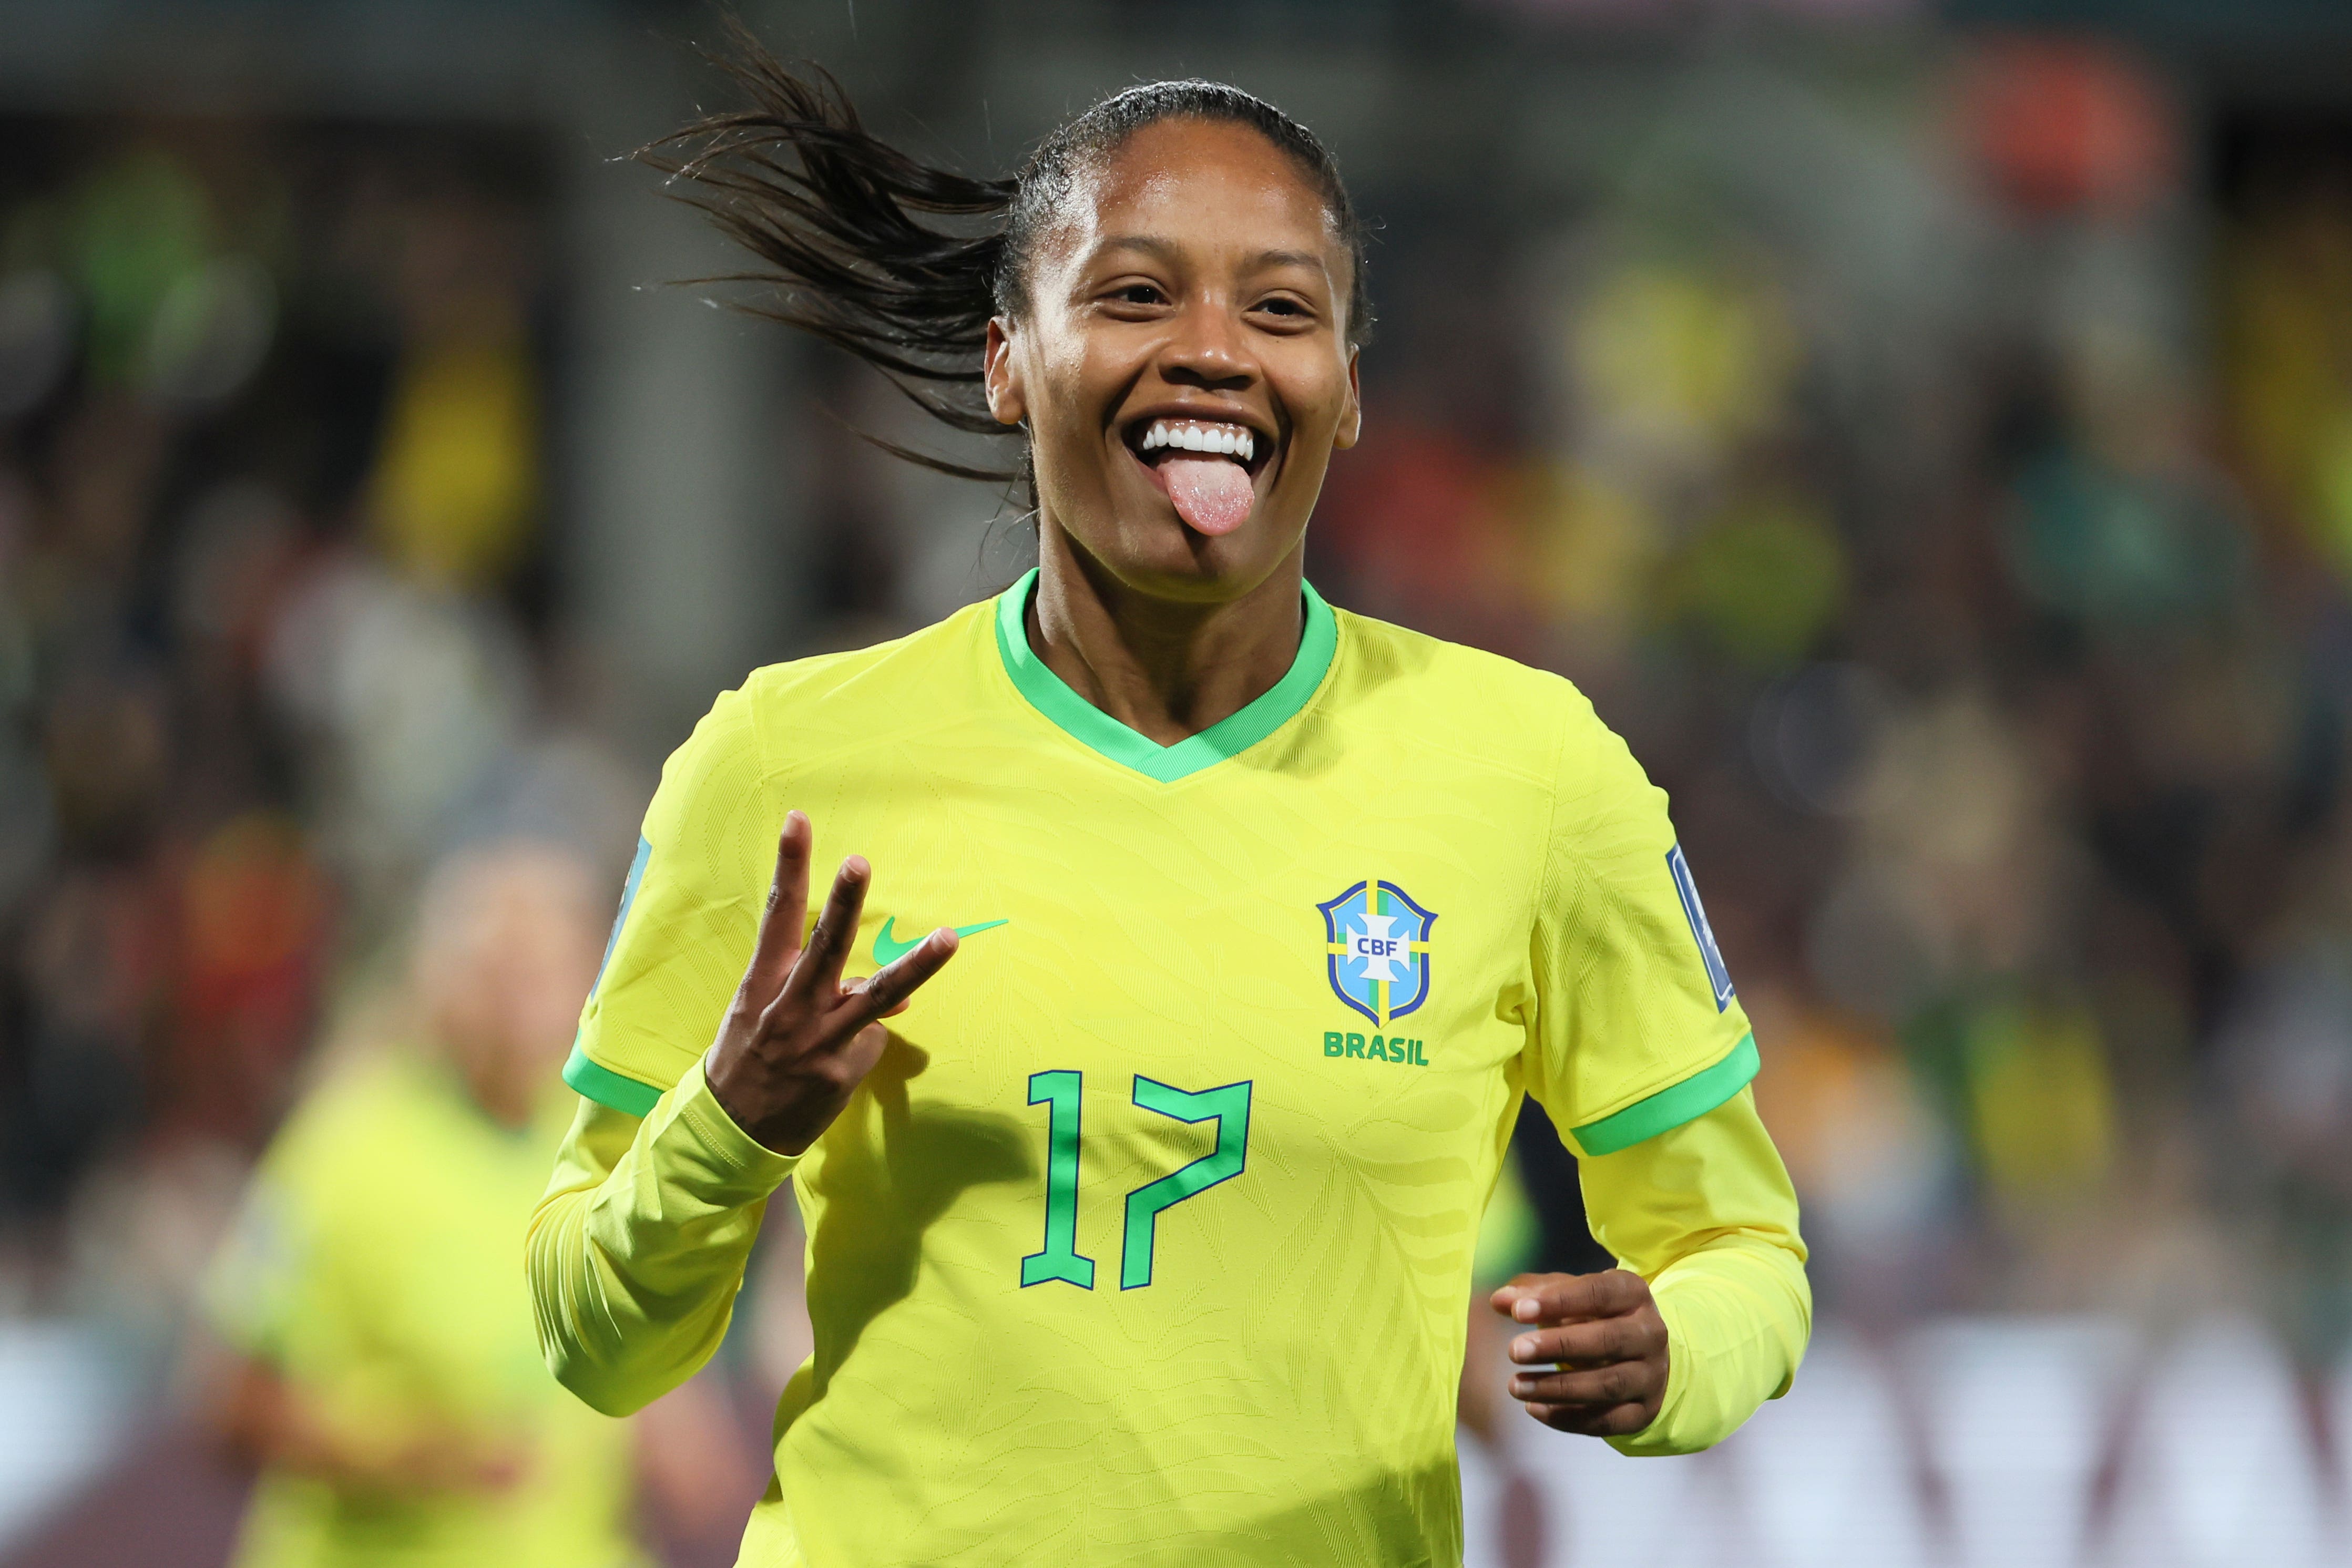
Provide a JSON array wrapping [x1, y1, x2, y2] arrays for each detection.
[[563, 1041, 663, 1117], [1570, 1032, 1758, 1156]]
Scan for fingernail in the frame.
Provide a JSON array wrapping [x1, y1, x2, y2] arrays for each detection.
[[1515, 1300, 1538, 1321], [1510, 1337, 1536, 1362]]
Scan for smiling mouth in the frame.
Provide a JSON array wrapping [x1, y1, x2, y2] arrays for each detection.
[[1123, 416, 1271, 538], [1128, 416, 1266, 473]]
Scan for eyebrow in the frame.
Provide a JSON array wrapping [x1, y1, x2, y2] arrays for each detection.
[[1092, 234, 1330, 275]]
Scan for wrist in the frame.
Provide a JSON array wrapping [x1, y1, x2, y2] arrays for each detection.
[[682, 1052, 810, 1178], [701, 1044, 793, 1153], [1605, 1301, 1692, 1456], [700, 1043, 761, 1134]]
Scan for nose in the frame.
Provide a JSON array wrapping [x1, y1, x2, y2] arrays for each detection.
[[1160, 290, 1255, 393]]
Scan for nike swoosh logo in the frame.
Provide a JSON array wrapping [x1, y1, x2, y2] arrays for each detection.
[[873, 916, 1009, 966]]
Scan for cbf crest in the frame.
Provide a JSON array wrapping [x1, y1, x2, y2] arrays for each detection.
[[1319, 879, 1437, 1028]]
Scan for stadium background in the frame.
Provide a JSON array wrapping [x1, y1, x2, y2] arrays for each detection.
[[4, 0, 2352, 1562]]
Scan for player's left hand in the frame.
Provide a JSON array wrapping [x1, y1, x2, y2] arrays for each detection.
[[1487, 1269, 1669, 1438]]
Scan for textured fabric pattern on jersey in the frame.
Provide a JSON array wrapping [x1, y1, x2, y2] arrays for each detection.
[[551, 574, 1779, 1567]]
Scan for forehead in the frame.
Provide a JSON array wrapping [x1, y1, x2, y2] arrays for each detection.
[[1059, 117, 1342, 267]]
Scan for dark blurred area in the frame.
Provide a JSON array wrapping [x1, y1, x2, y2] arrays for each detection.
[[5, 1, 2352, 1564]]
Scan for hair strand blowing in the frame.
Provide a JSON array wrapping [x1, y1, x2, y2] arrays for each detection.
[[641, 21, 1371, 488]]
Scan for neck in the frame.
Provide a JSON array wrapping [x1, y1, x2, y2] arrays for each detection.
[[1029, 525, 1306, 746]]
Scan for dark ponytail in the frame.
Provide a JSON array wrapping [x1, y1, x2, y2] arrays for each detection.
[[640, 22, 1370, 487]]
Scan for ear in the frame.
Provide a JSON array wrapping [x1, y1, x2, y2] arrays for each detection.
[[984, 317, 1026, 427], [1333, 347, 1363, 450]]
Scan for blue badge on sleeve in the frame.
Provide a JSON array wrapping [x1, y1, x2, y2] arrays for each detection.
[[1666, 844, 1734, 1012], [590, 836, 651, 997]]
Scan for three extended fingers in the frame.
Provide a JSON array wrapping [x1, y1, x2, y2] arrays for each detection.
[[755, 819, 959, 1035], [796, 857, 956, 1022], [710, 811, 959, 1155]]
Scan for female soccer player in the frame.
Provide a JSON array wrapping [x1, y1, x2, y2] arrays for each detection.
[[529, 43, 1808, 1567]]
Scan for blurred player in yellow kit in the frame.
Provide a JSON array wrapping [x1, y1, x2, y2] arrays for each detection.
[[201, 841, 752, 1568], [530, 33, 1811, 1568]]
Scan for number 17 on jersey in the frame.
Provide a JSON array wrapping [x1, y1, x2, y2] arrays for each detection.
[[1021, 1070, 1252, 1292]]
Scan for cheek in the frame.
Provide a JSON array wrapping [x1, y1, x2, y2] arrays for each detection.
[[1271, 361, 1354, 464], [1047, 329, 1126, 419], [1025, 343, 1128, 491], [1031, 354, 1096, 442]]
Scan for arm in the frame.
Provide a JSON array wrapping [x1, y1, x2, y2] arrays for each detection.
[[1579, 1085, 1809, 1454], [531, 808, 959, 1416], [1505, 690, 1810, 1452], [198, 1341, 526, 1497], [526, 1061, 793, 1416], [1488, 1089, 1809, 1455]]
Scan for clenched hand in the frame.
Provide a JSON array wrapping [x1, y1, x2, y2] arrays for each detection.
[[1488, 1269, 1670, 1438]]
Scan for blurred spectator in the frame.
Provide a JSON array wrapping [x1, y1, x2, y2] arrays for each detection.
[[190, 839, 752, 1567]]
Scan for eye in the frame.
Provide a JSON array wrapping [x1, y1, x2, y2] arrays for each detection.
[[1110, 282, 1168, 306], [1251, 294, 1316, 324]]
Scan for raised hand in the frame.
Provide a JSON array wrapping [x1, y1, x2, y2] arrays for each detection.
[[1487, 1269, 1670, 1438], [703, 810, 959, 1153]]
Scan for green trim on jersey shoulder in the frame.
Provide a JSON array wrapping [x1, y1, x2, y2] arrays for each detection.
[[993, 567, 1338, 783], [1570, 1032, 1758, 1156], [563, 1042, 663, 1118]]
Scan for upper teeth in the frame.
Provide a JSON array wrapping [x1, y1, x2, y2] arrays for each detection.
[[1140, 420, 1254, 463]]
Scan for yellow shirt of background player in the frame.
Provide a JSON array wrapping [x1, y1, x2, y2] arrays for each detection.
[[208, 1047, 642, 1568]]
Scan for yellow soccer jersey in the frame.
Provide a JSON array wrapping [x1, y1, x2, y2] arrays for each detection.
[[561, 570, 1767, 1566], [207, 1047, 642, 1568]]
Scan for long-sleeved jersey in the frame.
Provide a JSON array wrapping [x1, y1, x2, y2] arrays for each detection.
[[529, 570, 1811, 1567]]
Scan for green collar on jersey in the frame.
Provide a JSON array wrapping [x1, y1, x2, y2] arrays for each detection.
[[994, 567, 1338, 783]]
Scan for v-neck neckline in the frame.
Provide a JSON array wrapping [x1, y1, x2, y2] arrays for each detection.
[[992, 567, 1337, 783]]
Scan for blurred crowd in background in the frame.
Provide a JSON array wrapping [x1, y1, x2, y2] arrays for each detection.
[[6, 0, 2352, 1563]]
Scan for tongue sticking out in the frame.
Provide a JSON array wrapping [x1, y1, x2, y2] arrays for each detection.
[[1162, 456, 1255, 537]]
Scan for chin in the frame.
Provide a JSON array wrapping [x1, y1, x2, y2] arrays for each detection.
[[1109, 524, 1283, 602], [1050, 476, 1300, 603]]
